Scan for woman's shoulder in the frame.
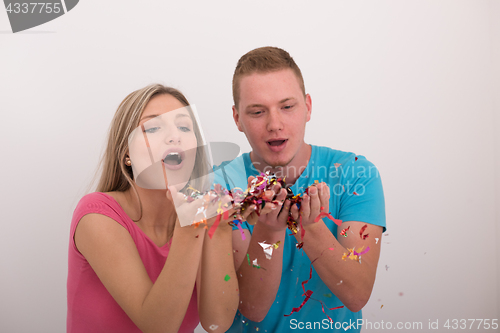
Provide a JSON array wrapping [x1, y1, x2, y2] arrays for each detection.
[[73, 192, 128, 224]]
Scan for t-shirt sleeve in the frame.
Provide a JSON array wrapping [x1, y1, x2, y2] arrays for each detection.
[[70, 193, 130, 255], [338, 156, 386, 231]]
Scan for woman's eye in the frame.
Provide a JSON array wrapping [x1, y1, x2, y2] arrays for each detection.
[[144, 126, 160, 134], [179, 126, 191, 132]]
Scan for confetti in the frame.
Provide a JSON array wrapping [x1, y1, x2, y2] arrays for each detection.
[[323, 293, 332, 298], [385, 265, 389, 271], [375, 237, 379, 244], [285, 252, 344, 321], [337, 280, 343, 285], [353, 192, 359, 195], [353, 246, 370, 256], [258, 240, 280, 259], [314, 211, 342, 226], [209, 324, 219, 330], [342, 246, 370, 263], [359, 224, 369, 240], [246, 254, 261, 269], [334, 163, 341, 168], [380, 305, 384, 309], [208, 213, 222, 239], [340, 226, 350, 237], [224, 274, 231, 281]]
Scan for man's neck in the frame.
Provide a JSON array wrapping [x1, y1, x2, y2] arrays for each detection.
[[249, 143, 312, 187]]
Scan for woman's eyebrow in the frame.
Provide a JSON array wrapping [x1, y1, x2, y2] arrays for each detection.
[[140, 114, 160, 122], [176, 113, 191, 119], [140, 112, 191, 122]]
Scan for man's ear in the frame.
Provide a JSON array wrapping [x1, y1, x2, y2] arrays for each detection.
[[232, 105, 244, 132], [305, 93, 312, 122]]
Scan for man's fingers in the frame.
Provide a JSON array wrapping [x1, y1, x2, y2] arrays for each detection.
[[290, 203, 300, 221], [309, 185, 321, 216], [241, 205, 256, 219], [276, 188, 287, 202], [278, 199, 291, 221], [300, 193, 310, 220], [317, 183, 330, 210]]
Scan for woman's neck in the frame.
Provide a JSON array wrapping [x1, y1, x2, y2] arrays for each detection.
[[120, 186, 177, 245]]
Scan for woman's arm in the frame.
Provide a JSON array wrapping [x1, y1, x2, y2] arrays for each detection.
[[196, 223, 239, 332], [75, 213, 204, 333]]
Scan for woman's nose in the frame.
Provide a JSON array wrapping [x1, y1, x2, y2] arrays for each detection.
[[165, 127, 181, 144]]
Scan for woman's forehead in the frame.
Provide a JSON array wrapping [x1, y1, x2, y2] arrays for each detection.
[[142, 94, 188, 118]]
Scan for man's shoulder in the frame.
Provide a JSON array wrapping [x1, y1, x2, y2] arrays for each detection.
[[213, 153, 248, 172], [212, 153, 252, 190], [312, 145, 376, 166], [310, 145, 380, 183]]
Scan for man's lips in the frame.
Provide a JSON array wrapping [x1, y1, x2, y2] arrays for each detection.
[[267, 139, 288, 152], [267, 139, 287, 146]]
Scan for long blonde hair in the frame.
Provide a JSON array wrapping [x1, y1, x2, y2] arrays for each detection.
[[96, 84, 210, 217]]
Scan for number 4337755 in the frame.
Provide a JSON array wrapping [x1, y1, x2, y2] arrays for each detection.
[[444, 319, 498, 330], [6, 3, 62, 14]]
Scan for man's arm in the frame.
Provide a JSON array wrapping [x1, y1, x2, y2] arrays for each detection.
[[232, 185, 290, 322], [299, 220, 382, 312], [291, 183, 383, 312]]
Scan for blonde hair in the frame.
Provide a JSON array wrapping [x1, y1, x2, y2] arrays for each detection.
[[232, 46, 306, 109], [95, 84, 210, 218]]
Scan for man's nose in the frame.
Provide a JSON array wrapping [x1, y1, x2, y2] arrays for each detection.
[[266, 109, 283, 132]]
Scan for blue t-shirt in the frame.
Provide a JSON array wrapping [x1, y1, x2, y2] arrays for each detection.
[[213, 145, 386, 332]]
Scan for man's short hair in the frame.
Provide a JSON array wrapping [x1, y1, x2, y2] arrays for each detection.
[[232, 46, 306, 109]]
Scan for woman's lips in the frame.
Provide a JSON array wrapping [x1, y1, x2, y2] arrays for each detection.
[[267, 139, 287, 152], [162, 148, 185, 170]]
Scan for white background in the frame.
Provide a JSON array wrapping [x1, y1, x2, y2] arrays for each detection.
[[1, 1, 499, 332]]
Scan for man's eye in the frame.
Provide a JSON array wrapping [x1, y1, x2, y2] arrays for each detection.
[[283, 104, 294, 110], [144, 126, 160, 134], [252, 110, 263, 115], [179, 126, 191, 132]]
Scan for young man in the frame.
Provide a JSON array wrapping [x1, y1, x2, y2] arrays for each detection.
[[214, 47, 386, 332]]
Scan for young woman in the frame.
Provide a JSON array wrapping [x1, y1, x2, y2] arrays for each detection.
[[67, 84, 243, 333]]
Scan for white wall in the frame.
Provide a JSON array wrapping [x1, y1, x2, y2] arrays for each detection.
[[0, 1, 498, 332]]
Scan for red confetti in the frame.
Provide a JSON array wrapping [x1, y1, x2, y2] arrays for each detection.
[[285, 253, 345, 321], [355, 156, 358, 161], [208, 214, 222, 239], [314, 212, 342, 226], [359, 224, 369, 240], [353, 192, 358, 196], [284, 290, 313, 316], [340, 226, 350, 237]]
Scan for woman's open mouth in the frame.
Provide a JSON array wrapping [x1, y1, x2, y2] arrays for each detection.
[[162, 149, 185, 170]]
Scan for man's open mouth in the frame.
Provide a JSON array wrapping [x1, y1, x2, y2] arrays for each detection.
[[267, 139, 287, 147]]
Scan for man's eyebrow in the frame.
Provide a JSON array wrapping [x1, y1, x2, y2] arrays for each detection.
[[245, 104, 265, 110], [279, 97, 295, 103], [245, 98, 296, 111]]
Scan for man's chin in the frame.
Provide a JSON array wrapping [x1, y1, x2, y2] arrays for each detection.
[[264, 157, 294, 169]]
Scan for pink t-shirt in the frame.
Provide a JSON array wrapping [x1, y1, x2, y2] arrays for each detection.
[[67, 192, 199, 333]]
